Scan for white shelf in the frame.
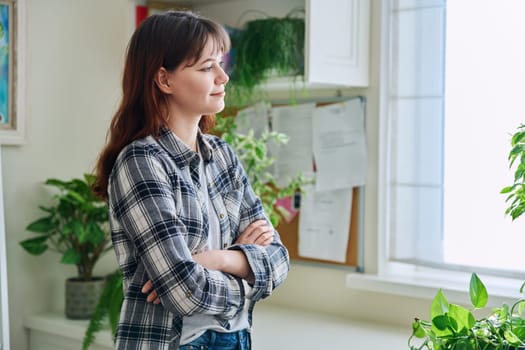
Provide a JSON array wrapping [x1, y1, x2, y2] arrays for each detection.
[[25, 304, 408, 350], [24, 312, 112, 350], [259, 76, 349, 91]]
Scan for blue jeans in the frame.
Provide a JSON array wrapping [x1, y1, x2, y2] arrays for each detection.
[[178, 329, 250, 350]]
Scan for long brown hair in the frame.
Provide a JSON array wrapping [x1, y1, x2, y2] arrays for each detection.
[[93, 11, 230, 200]]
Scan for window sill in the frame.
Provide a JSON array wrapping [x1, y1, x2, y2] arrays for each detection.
[[346, 267, 525, 307]]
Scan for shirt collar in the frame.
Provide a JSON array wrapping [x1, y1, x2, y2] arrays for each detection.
[[157, 126, 214, 168]]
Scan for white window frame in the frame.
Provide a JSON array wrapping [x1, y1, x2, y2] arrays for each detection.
[[347, 0, 525, 306]]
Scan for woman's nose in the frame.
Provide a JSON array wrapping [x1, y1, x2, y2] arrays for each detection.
[[216, 66, 229, 85]]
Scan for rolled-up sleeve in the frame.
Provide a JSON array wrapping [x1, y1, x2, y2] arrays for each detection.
[[109, 144, 245, 319]]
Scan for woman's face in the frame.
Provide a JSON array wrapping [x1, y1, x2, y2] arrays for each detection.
[[166, 38, 229, 119]]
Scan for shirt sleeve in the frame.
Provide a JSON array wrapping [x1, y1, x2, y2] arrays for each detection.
[[224, 144, 290, 301], [109, 144, 245, 319]]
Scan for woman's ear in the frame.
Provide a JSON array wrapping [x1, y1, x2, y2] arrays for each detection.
[[154, 67, 173, 94]]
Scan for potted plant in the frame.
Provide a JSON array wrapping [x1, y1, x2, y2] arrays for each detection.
[[409, 125, 525, 349], [409, 273, 525, 349], [226, 11, 305, 104], [20, 173, 111, 319]]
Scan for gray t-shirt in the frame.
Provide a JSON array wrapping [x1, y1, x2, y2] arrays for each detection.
[[180, 152, 250, 345]]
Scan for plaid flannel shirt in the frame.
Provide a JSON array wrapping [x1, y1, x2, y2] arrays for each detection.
[[108, 127, 289, 349]]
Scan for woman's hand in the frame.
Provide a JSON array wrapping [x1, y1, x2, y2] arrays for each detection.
[[142, 280, 161, 304], [235, 219, 274, 246]]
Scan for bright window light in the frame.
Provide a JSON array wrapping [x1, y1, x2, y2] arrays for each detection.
[[443, 0, 525, 270]]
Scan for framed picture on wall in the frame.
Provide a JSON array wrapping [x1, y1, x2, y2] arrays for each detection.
[[0, 0, 25, 145]]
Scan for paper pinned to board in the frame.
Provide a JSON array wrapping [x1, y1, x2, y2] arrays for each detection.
[[235, 101, 271, 137], [312, 98, 366, 192], [271, 103, 316, 187], [298, 184, 352, 262]]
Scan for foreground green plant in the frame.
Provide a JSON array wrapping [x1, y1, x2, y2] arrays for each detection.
[[501, 124, 525, 220], [82, 270, 123, 350], [409, 273, 525, 350]]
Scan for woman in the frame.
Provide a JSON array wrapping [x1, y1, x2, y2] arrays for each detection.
[[93, 10, 290, 350]]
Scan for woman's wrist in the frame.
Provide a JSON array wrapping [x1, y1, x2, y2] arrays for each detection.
[[193, 249, 254, 282]]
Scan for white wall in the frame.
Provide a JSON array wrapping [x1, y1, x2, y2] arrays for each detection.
[[2, 0, 130, 348], [1, 1, 431, 349]]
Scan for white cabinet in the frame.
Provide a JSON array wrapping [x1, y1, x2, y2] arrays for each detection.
[[154, 0, 370, 87], [306, 0, 370, 87]]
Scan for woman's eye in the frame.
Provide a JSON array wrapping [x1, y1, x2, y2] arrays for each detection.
[[202, 66, 213, 72]]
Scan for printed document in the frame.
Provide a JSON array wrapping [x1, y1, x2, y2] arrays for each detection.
[[298, 184, 352, 262], [235, 101, 270, 137], [271, 103, 316, 187], [312, 99, 366, 192]]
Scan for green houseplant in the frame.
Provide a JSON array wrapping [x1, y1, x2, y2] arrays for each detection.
[[20, 173, 111, 319], [227, 11, 305, 104], [501, 124, 525, 220], [409, 273, 525, 350], [409, 125, 525, 349]]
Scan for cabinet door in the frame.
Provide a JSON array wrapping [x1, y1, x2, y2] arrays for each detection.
[[306, 0, 370, 87]]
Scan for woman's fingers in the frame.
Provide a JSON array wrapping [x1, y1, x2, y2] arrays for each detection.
[[236, 220, 274, 246], [146, 289, 158, 303], [254, 231, 274, 246], [141, 280, 153, 293], [142, 280, 160, 304], [241, 220, 267, 241]]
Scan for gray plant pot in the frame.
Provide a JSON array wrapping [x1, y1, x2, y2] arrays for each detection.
[[65, 277, 105, 319]]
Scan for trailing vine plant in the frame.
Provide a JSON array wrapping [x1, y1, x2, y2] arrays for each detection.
[[501, 124, 525, 220], [226, 9, 305, 105], [409, 273, 525, 350], [409, 125, 525, 350]]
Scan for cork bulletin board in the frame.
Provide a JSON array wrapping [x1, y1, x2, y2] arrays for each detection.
[[277, 186, 363, 269], [271, 96, 366, 270]]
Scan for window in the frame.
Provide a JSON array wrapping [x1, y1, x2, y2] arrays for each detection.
[[381, 0, 525, 277]]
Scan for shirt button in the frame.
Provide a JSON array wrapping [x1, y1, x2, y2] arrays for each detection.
[[219, 213, 225, 219], [185, 291, 192, 298]]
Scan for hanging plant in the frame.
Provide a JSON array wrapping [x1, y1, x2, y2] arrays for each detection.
[[227, 12, 305, 104]]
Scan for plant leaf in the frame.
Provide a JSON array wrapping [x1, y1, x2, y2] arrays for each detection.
[[431, 289, 449, 319], [504, 329, 523, 346], [19, 236, 48, 255], [512, 326, 525, 342], [26, 217, 55, 233], [469, 273, 488, 308], [432, 314, 451, 331], [448, 303, 475, 332], [411, 320, 426, 338], [61, 248, 81, 265]]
